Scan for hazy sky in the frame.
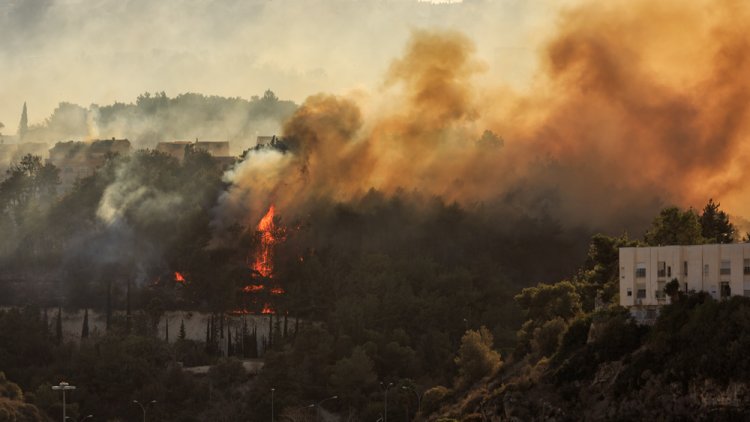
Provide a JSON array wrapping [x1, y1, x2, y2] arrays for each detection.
[[0, 0, 564, 131]]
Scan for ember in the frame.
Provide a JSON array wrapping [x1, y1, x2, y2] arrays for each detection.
[[243, 284, 265, 293], [174, 272, 186, 283]]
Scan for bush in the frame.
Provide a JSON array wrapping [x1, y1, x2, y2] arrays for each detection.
[[422, 385, 451, 414], [530, 318, 567, 359], [455, 326, 501, 388]]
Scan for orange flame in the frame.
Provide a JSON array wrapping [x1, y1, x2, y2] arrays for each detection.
[[243, 284, 265, 293], [174, 272, 186, 283], [261, 303, 275, 314], [252, 205, 276, 278], [270, 287, 285, 295]]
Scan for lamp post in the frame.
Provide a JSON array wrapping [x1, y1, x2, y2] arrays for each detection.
[[401, 385, 423, 420], [271, 388, 275, 422], [308, 395, 338, 422], [380, 382, 394, 422], [51, 381, 76, 422], [133, 400, 156, 422]]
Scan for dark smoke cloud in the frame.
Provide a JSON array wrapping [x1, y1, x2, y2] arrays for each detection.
[[219, 1, 750, 235]]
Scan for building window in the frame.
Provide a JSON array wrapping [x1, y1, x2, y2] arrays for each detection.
[[704, 264, 710, 277], [627, 288, 632, 297], [657, 261, 666, 278], [667, 266, 672, 277], [684, 261, 688, 276], [636, 289, 647, 299], [720, 282, 731, 299], [636, 263, 646, 278], [745, 259, 750, 275], [720, 260, 731, 276]]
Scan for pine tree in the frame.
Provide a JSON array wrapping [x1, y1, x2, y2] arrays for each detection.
[[55, 307, 63, 345], [700, 199, 736, 244], [81, 308, 89, 339], [18, 102, 28, 141], [179, 319, 186, 340]]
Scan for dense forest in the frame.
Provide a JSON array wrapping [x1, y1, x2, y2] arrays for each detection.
[[1, 99, 749, 420]]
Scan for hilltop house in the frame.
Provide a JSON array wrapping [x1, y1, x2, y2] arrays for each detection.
[[48, 138, 131, 191], [620, 243, 750, 305], [155, 140, 234, 168]]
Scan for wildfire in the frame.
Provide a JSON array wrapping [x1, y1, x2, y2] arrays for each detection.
[[252, 205, 277, 278], [174, 272, 186, 283], [238, 205, 286, 315], [261, 303, 275, 314]]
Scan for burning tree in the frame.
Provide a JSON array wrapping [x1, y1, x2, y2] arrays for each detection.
[[237, 205, 288, 315]]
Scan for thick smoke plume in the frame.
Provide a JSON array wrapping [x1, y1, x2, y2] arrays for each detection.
[[221, 1, 750, 233]]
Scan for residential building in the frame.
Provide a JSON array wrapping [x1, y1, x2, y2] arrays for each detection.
[[155, 140, 234, 168], [48, 138, 131, 191], [620, 243, 750, 308]]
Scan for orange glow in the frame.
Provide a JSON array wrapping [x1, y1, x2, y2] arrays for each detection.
[[270, 287, 285, 295], [252, 205, 276, 278], [174, 272, 186, 283], [261, 303, 275, 314], [243, 284, 265, 293]]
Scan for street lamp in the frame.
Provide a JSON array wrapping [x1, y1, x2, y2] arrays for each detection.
[[380, 382, 394, 422], [51, 381, 76, 422], [271, 388, 275, 422], [401, 386, 423, 420], [308, 395, 338, 422], [133, 400, 156, 422]]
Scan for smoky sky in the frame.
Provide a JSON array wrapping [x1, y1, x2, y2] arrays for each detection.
[[0, 0, 556, 129], [218, 0, 750, 234]]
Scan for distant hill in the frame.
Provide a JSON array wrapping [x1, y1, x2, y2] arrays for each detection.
[[24, 90, 297, 154]]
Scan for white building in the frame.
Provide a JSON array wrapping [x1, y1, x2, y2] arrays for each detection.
[[620, 243, 750, 307]]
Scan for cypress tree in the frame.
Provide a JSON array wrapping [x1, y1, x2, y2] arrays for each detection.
[[179, 319, 186, 340], [268, 315, 273, 349], [81, 308, 89, 339], [106, 280, 112, 331], [125, 278, 131, 335], [18, 102, 28, 141], [55, 307, 63, 345], [42, 308, 49, 336], [205, 317, 211, 352], [250, 326, 258, 358]]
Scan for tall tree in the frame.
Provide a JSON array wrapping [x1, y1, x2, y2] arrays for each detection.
[[17, 102, 28, 141], [179, 319, 186, 340], [644, 207, 704, 246], [699, 199, 736, 244], [81, 308, 89, 339], [55, 307, 62, 345]]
